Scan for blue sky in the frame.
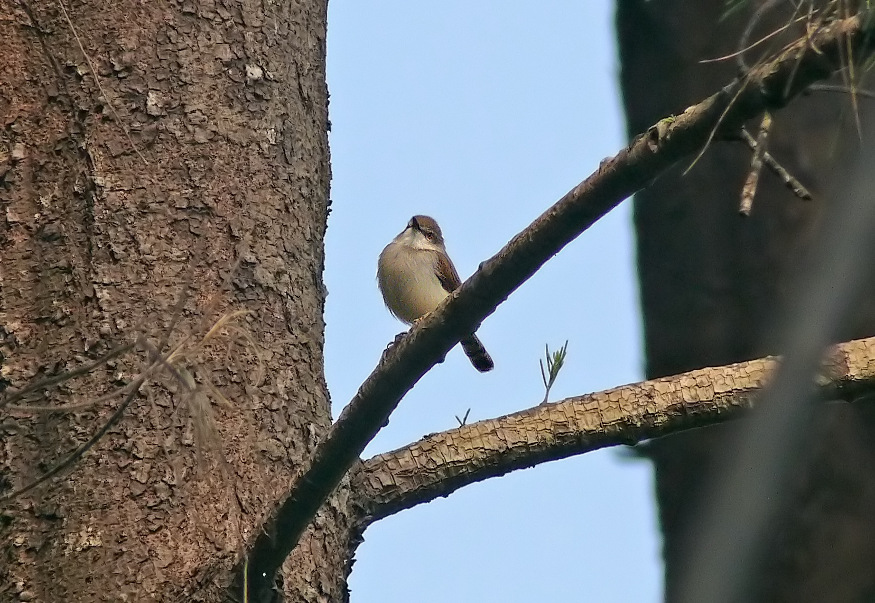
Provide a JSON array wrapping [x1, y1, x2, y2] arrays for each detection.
[[324, 2, 662, 601]]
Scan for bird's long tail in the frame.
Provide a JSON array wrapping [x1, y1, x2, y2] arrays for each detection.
[[460, 334, 494, 372]]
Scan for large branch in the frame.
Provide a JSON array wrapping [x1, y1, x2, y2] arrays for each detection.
[[237, 11, 875, 601], [352, 336, 875, 522]]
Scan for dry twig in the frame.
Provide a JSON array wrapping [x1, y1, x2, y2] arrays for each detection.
[[740, 112, 774, 215], [735, 126, 813, 201]]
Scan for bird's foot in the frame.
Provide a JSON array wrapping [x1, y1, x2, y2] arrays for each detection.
[[411, 311, 432, 327]]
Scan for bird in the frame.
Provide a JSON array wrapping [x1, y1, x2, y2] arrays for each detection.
[[377, 215, 494, 372]]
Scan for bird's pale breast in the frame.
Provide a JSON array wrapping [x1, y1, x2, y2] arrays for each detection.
[[377, 243, 449, 324]]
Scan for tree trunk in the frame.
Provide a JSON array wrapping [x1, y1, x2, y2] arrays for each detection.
[[0, 0, 353, 600], [618, 0, 875, 600]]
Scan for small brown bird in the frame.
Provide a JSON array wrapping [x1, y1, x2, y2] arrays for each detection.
[[377, 215, 494, 372]]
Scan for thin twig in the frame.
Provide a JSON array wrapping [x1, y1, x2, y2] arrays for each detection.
[[740, 112, 773, 216], [736, 0, 795, 74], [0, 342, 136, 408], [783, 4, 827, 102], [55, 0, 148, 165], [737, 127, 813, 201], [839, 0, 864, 139], [0, 275, 193, 502], [0, 372, 148, 502], [684, 76, 751, 174], [808, 83, 875, 100], [5, 386, 128, 414], [700, 14, 808, 64]]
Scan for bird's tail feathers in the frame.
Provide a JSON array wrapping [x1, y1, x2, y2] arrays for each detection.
[[461, 334, 494, 373]]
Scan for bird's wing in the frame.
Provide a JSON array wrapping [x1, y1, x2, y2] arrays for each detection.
[[434, 250, 463, 292]]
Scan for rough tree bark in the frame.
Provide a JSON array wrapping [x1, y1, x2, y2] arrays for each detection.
[[0, 0, 354, 601], [618, 1, 875, 600]]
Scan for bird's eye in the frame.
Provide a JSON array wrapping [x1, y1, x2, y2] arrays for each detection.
[[424, 231, 436, 241]]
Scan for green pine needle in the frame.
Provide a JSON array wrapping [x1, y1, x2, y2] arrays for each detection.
[[540, 340, 569, 405]]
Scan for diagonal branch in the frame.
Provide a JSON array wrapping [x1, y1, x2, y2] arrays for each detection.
[[236, 11, 875, 601], [352, 336, 875, 523]]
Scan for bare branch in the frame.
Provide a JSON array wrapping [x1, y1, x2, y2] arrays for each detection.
[[736, 126, 813, 200], [0, 274, 194, 502], [808, 82, 875, 99], [740, 112, 773, 215], [351, 336, 875, 523], [5, 386, 129, 414], [735, 0, 790, 74], [234, 11, 875, 602], [0, 372, 148, 502], [0, 342, 136, 408]]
